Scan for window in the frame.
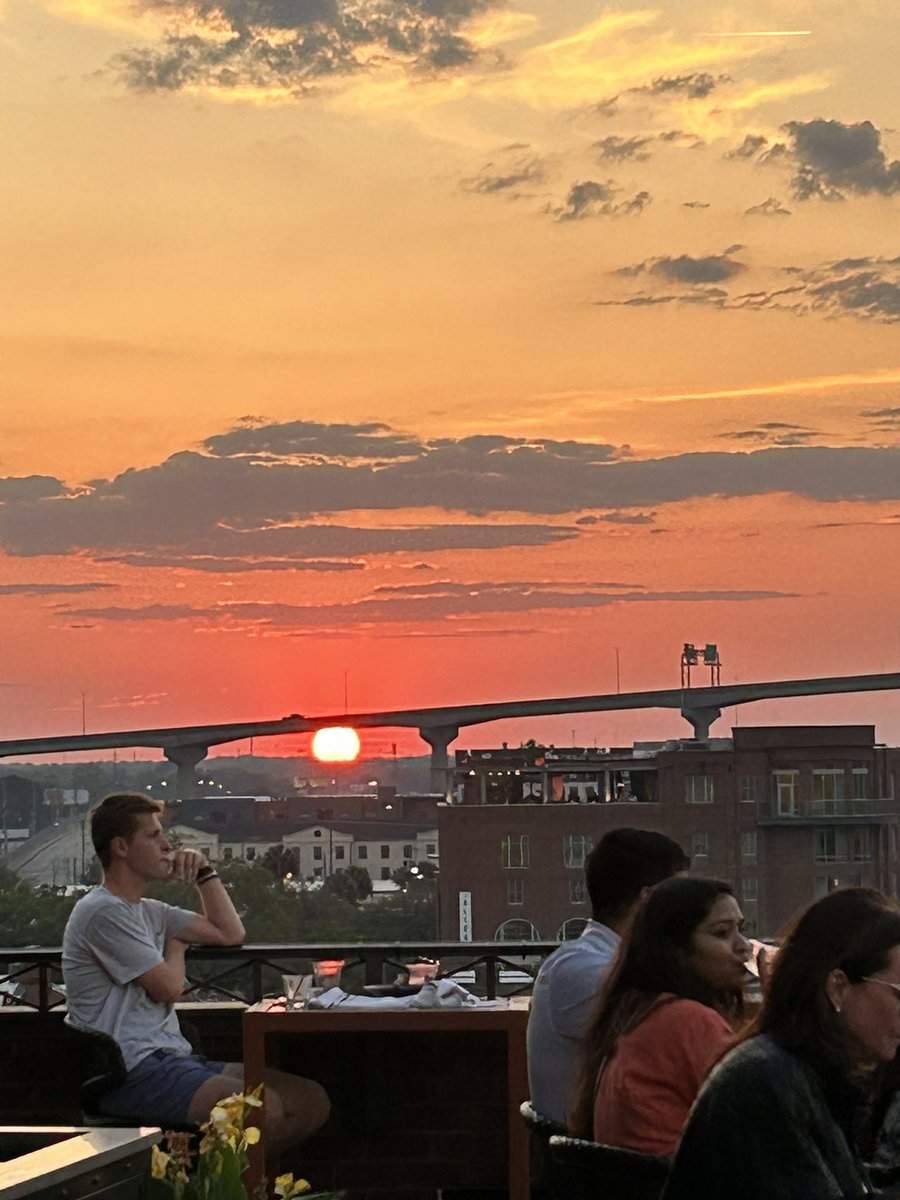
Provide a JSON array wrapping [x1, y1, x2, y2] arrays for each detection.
[[563, 834, 592, 868], [334, 845, 345, 860], [494, 919, 539, 941], [741, 877, 758, 902], [313, 846, 323, 861], [738, 775, 763, 804], [501, 834, 530, 869], [569, 878, 588, 905], [685, 775, 714, 804], [357, 845, 368, 860], [507, 878, 524, 905], [741, 831, 757, 860], [245, 846, 256, 861], [380, 844, 390, 859], [403, 844, 413, 858], [558, 918, 588, 939], [772, 770, 799, 816], [691, 831, 709, 858], [223, 846, 233, 860], [426, 843, 436, 855], [812, 768, 846, 804], [380, 867, 391, 880], [852, 766, 869, 800], [814, 827, 872, 863]]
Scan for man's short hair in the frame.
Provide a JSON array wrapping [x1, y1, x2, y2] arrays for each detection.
[[91, 792, 163, 867], [585, 828, 688, 922]]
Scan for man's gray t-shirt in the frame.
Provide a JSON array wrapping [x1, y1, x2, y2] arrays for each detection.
[[526, 920, 620, 1125], [62, 886, 196, 1071]]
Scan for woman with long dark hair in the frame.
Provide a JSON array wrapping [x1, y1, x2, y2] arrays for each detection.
[[570, 876, 751, 1155], [662, 886, 900, 1200]]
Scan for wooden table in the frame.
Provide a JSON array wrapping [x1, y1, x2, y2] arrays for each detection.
[[242, 997, 530, 1198]]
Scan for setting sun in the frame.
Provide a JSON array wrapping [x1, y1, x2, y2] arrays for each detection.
[[312, 727, 362, 763]]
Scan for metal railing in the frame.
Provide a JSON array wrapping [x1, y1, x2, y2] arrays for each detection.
[[757, 797, 898, 823], [0, 940, 560, 1014]]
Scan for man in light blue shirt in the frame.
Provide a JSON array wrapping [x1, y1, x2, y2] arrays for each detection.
[[527, 828, 688, 1125]]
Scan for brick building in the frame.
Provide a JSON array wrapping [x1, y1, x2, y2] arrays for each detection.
[[437, 726, 900, 942]]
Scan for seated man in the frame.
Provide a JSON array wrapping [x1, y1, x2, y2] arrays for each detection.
[[526, 828, 688, 1126], [63, 792, 329, 1151]]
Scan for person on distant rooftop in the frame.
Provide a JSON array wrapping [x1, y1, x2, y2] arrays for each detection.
[[571, 876, 750, 1154], [62, 792, 329, 1151], [526, 828, 689, 1125]]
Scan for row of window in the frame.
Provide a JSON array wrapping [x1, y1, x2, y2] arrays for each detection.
[[507, 878, 588, 906], [500, 834, 593, 869], [691, 827, 870, 863], [687, 766, 875, 806]]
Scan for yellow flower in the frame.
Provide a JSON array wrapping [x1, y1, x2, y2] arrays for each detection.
[[150, 1145, 170, 1180], [274, 1173, 311, 1198], [243, 1126, 261, 1146]]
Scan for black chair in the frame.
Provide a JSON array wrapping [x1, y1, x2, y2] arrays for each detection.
[[63, 1023, 199, 1137], [548, 1133, 671, 1200], [520, 1101, 568, 1199], [63, 1023, 129, 1124]]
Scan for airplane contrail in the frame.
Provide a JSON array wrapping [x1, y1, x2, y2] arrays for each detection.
[[703, 30, 812, 37]]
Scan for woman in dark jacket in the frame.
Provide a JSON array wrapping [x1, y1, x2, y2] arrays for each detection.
[[662, 887, 900, 1200]]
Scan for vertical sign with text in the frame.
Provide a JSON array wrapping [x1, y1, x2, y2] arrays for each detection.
[[458, 890, 473, 942]]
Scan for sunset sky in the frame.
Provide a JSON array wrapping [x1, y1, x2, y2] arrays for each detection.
[[1, 0, 899, 758]]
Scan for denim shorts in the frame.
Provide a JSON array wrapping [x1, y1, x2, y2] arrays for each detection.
[[99, 1050, 228, 1126]]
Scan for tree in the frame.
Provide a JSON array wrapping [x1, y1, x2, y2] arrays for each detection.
[[322, 866, 373, 905], [260, 846, 300, 880]]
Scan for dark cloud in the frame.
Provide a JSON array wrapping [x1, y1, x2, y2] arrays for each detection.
[[726, 133, 768, 160], [459, 150, 547, 197], [0, 476, 69, 502], [784, 118, 900, 199], [593, 135, 654, 162], [619, 250, 745, 285], [63, 581, 798, 631], [683, 200, 710, 209], [549, 180, 651, 221], [719, 424, 819, 447], [109, 0, 502, 93], [606, 253, 900, 324], [575, 512, 655, 525], [861, 406, 900, 430], [641, 72, 729, 99], [0, 582, 117, 596], [4, 425, 900, 580], [745, 196, 791, 217], [203, 419, 422, 460]]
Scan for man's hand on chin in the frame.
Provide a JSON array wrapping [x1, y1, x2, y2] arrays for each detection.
[[166, 849, 208, 885]]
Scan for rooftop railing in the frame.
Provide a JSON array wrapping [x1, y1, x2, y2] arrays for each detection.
[[0, 940, 560, 1014]]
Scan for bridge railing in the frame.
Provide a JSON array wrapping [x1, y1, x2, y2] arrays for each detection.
[[0, 940, 561, 1013]]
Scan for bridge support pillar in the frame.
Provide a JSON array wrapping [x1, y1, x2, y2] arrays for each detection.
[[419, 725, 460, 802], [164, 743, 209, 799], [680, 706, 722, 741]]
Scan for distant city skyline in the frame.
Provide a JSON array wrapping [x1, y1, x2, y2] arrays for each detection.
[[1, 0, 898, 751]]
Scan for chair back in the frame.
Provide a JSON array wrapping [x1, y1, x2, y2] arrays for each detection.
[[520, 1101, 568, 1199], [548, 1133, 670, 1200], [63, 1023, 128, 1120]]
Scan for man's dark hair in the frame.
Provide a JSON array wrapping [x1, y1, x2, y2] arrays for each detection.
[[585, 827, 688, 922], [91, 792, 163, 868]]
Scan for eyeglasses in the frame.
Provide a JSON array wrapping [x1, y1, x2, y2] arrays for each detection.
[[862, 976, 900, 1000]]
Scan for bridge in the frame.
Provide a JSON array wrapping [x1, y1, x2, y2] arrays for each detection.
[[1, 671, 899, 796]]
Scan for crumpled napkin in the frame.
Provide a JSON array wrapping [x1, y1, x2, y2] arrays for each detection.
[[306, 978, 500, 1010]]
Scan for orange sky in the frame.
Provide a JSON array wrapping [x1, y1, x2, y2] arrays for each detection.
[[1, 0, 899, 754]]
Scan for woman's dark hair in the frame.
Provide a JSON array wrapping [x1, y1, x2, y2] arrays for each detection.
[[749, 887, 900, 1075], [570, 876, 739, 1136]]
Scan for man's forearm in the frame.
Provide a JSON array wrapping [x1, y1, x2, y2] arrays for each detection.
[[196, 877, 246, 943]]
